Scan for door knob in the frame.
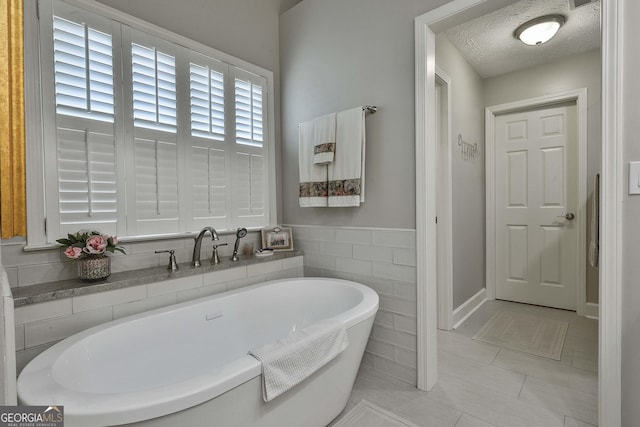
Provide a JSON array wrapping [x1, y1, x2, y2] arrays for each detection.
[[558, 213, 575, 220]]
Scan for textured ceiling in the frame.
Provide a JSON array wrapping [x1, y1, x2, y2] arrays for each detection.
[[444, 0, 600, 79]]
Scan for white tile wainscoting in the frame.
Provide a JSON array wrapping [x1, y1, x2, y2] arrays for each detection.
[[13, 255, 303, 374], [289, 225, 418, 386]]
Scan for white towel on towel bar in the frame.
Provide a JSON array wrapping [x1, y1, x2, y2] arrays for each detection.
[[328, 107, 366, 207], [299, 120, 328, 207], [312, 113, 336, 165], [249, 318, 348, 402]]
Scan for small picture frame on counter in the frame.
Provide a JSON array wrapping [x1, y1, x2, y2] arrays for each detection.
[[261, 226, 294, 251]]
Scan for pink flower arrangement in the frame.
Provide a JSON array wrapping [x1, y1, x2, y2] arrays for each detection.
[[57, 230, 126, 260], [64, 247, 83, 259]]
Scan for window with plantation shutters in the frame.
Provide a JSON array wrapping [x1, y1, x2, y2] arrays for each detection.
[[41, 1, 121, 239], [36, 0, 274, 245]]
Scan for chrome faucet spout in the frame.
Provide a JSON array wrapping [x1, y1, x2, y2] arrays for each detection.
[[192, 227, 219, 267]]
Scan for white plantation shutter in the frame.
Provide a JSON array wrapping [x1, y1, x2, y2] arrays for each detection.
[[41, 2, 121, 242], [234, 75, 264, 147], [131, 43, 177, 132], [126, 31, 180, 235], [233, 152, 265, 222], [232, 68, 268, 227], [187, 54, 230, 230], [55, 120, 118, 236], [190, 62, 225, 141], [190, 146, 227, 228], [132, 134, 179, 234], [52, 16, 114, 121]]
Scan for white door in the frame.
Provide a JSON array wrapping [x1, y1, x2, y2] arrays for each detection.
[[494, 103, 578, 310]]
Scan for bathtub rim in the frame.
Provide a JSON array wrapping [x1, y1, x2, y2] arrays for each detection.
[[17, 277, 379, 426]]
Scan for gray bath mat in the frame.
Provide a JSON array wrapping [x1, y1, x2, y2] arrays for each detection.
[[333, 400, 419, 427], [472, 310, 568, 360]]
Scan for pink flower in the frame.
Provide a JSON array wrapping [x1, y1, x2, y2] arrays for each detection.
[[84, 235, 108, 255], [64, 247, 83, 259]]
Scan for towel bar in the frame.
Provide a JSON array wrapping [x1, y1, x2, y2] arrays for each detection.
[[297, 106, 377, 127]]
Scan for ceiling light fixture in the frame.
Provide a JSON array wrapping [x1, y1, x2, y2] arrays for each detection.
[[514, 14, 566, 46]]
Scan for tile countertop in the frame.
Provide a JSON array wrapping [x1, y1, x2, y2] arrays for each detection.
[[11, 250, 304, 307]]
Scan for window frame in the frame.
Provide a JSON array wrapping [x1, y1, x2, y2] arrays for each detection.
[[24, 0, 277, 248]]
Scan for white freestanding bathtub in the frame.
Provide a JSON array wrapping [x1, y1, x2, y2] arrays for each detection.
[[17, 277, 378, 427]]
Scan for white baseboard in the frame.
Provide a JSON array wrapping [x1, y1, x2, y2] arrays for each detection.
[[453, 288, 487, 329], [584, 302, 599, 320]]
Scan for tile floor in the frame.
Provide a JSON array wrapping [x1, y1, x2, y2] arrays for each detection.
[[333, 300, 598, 427]]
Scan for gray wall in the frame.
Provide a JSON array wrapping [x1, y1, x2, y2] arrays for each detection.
[[622, 0, 640, 422], [484, 49, 602, 304], [435, 34, 486, 309], [280, 0, 450, 229]]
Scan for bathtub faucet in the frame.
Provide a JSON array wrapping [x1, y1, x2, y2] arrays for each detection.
[[192, 227, 219, 267]]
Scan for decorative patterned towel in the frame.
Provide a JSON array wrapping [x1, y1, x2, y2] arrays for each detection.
[[248, 318, 348, 402], [313, 113, 337, 165], [299, 119, 328, 207]]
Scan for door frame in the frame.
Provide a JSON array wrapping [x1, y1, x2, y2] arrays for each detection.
[[435, 67, 454, 331], [415, 0, 622, 425], [485, 90, 588, 314]]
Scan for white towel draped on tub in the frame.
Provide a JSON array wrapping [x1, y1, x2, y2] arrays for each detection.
[[328, 107, 366, 207], [298, 120, 328, 207], [248, 318, 348, 402], [312, 113, 336, 165]]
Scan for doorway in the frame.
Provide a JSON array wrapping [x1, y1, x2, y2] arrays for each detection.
[[415, 1, 621, 426], [435, 70, 454, 331]]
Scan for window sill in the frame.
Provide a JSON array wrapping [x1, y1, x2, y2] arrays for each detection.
[[18, 226, 270, 252], [12, 249, 303, 307]]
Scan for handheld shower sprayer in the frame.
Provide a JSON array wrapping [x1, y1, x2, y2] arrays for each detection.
[[231, 228, 248, 262]]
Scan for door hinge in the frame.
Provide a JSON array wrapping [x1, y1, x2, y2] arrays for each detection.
[[435, 216, 438, 224], [44, 218, 47, 234], [36, 1, 40, 20]]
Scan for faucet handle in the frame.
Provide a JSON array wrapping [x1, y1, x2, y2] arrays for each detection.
[[155, 249, 179, 272], [211, 243, 228, 265]]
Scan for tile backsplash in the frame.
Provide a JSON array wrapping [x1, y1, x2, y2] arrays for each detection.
[[289, 224, 418, 386]]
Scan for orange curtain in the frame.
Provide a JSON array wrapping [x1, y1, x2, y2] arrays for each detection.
[[0, 0, 26, 238]]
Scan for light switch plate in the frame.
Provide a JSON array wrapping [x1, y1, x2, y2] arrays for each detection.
[[630, 161, 640, 195]]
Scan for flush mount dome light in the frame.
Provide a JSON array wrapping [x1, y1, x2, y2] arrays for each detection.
[[514, 15, 566, 46]]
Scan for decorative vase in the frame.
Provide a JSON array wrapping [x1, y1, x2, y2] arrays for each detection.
[[77, 256, 111, 282]]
